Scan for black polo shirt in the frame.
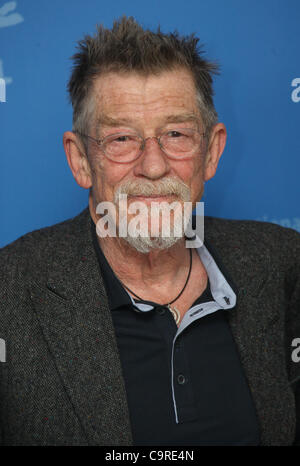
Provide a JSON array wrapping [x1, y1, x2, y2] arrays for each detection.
[[91, 220, 260, 446]]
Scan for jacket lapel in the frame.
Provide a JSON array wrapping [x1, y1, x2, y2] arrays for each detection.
[[29, 209, 133, 446], [204, 220, 296, 445]]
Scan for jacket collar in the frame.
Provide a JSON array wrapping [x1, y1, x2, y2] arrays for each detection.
[[29, 208, 133, 445]]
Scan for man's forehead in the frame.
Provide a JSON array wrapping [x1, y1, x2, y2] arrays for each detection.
[[91, 70, 200, 127], [92, 70, 197, 103]]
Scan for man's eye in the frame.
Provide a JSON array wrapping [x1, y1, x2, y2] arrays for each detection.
[[114, 135, 131, 143], [167, 131, 184, 138]]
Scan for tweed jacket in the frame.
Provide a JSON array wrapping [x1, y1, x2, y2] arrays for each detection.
[[0, 207, 299, 446]]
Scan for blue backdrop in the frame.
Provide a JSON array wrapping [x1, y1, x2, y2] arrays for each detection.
[[1, 0, 299, 247]]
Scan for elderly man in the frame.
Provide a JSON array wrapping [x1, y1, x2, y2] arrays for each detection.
[[0, 17, 299, 446]]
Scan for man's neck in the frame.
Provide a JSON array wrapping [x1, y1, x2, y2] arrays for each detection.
[[89, 207, 194, 301], [89, 197, 207, 307], [98, 232, 189, 286]]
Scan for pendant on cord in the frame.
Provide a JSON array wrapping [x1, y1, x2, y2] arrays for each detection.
[[167, 304, 181, 325]]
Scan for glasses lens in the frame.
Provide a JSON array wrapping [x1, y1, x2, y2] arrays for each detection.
[[161, 129, 201, 157], [104, 134, 141, 162]]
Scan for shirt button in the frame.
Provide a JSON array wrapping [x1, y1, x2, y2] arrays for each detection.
[[156, 306, 166, 315], [177, 374, 186, 385]]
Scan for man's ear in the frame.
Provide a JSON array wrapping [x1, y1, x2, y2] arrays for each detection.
[[63, 131, 92, 189], [204, 123, 227, 181]]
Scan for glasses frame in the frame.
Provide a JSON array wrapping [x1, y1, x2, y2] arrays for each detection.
[[74, 128, 207, 164]]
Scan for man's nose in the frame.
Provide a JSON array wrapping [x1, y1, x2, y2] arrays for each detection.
[[135, 137, 170, 180]]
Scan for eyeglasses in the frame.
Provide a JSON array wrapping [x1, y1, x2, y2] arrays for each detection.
[[75, 128, 206, 163]]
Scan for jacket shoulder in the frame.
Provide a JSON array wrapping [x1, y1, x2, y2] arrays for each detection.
[[205, 216, 300, 246], [204, 216, 300, 270], [0, 208, 90, 281]]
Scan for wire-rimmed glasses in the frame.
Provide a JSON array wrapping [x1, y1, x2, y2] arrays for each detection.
[[75, 128, 206, 163]]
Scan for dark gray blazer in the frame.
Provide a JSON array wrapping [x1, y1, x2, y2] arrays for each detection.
[[0, 207, 299, 446]]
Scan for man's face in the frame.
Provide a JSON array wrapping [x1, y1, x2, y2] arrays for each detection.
[[88, 68, 207, 210], [65, 67, 225, 250]]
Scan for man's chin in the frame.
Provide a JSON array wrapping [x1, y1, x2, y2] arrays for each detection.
[[122, 234, 183, 254]]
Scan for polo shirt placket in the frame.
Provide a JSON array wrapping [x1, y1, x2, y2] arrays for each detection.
[[91, 220, 260, 445]]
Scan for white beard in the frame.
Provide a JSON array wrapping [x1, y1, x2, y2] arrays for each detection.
[[114, 177, 192, 253]]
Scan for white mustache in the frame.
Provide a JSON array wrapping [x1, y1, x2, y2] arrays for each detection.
[[114, 178, 191, 202]]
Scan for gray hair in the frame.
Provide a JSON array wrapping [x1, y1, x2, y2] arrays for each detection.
[[67, 16, 219, 147]]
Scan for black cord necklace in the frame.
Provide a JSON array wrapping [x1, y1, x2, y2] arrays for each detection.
[[119, 248, 193, 325]]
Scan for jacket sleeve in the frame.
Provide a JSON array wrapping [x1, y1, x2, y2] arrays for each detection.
[[284, 228, 300, 445]]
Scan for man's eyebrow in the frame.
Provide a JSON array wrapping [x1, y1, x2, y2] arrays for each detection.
[[95, 115, 131, 127], [163, 113, 199, 124], [96, 113, 199, 128]]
